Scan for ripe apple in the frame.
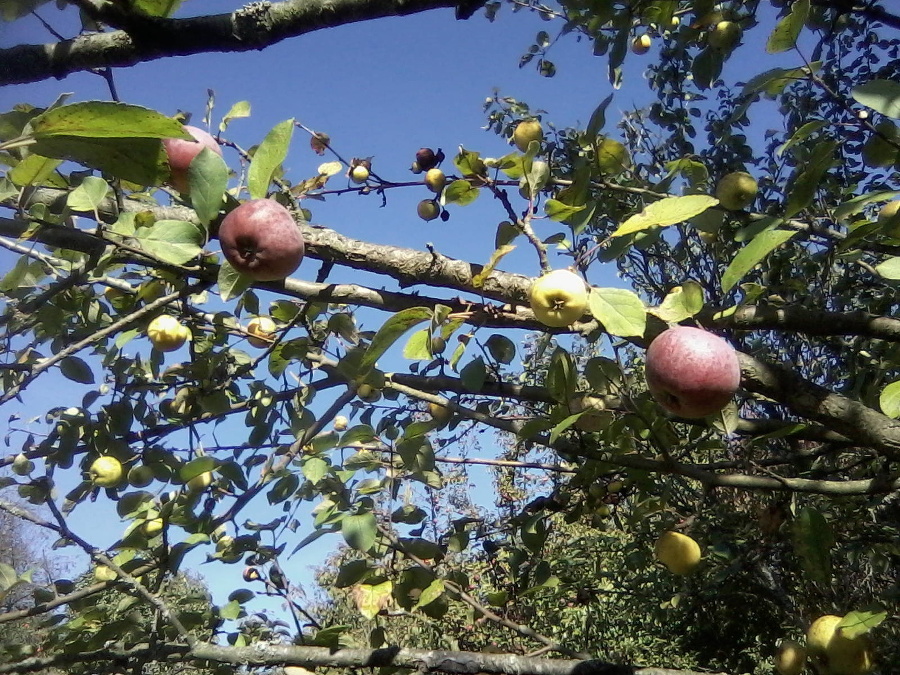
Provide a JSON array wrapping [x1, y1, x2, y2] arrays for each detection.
[[417, 199, 440, 222], [428, 401, 453, 428], [708, 20, 741, 50], [425, 168, 446, 194], [513, 119, 543, 152], [218, 199, 305, 281], [416, 148, 438, 171], [644, 326, 741, 419], [631, 34, 652, 55], [807, 615, 874, 675], [350, 165, 370, 184], [528, 269, 589, 328], [654, 530, 701, 575], [162, 125, 223, 194], [715, 171, 758, 210], [775, 639, 807, 675], [147, 315, 191, 352], [89, 456, 124, 488], [246, 316, 277, 348], [333, 415, 349, 431], [142, 518, 165, 537]]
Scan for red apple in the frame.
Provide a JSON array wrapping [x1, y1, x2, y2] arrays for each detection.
[[644, 326, 741, 418], [218, 199, 305, 281], [162, 125, 222, 194]]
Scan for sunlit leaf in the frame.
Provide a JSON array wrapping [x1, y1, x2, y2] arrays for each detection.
[[613, 195, 719, 237], [852, 79, 900, 119], [588, 288, 646, 337], [248, 118, 294, 199], [721, 229, 797, 293]]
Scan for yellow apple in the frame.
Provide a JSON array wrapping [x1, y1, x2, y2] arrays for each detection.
[[654, 530, 701, 575], [350, 165, 370, 183], [513, 119, 543, 152], [528, 269, 589, 328], [775, 639, 807, 675], [807, 615, 874, 675], [424, 168, 446, 194], [147, 315, 191, 352], [333, 415, 349, 431], [89, 456, 124, 488], [631, 34, 652, 55], [186, 471, 213, 493], [428, 401, 453, 428], [246, 316, 277, 348], [715, 171, 758, 211]]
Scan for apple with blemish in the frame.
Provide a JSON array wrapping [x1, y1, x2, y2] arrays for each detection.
[[218, 199, 305, 281]]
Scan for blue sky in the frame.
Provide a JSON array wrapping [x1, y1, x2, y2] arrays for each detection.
[[0, 0, 809, 633]]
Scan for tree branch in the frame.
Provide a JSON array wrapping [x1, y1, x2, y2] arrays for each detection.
[[0, 0, 481, 86]]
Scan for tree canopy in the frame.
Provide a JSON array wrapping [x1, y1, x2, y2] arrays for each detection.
[[1, 1, 900, 675]]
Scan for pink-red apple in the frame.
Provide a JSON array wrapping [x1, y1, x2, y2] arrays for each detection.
[[644, 326, 741, 418], [162, 125, 222, 194], [218, 199, 305, 281]]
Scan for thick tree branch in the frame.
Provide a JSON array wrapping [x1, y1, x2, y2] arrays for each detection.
[[0, 0, 480, 86], [0, 641, 728, 675]]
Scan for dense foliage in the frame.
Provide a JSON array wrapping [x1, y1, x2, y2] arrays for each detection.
[[1, 1, 899, 675]]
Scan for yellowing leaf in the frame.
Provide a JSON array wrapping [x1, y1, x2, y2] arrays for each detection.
[[651, 281, 704, 322], [317, 161, 343, 177], [472, 244, 515, 288], [613, 195, 719, 237], [353, 580, 393, 619]]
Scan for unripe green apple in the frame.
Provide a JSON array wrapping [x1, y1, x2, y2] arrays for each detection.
[[513, 120, 543, 152], [127, 464, 155, 488], [350, 165, 370, 183], [879, 200, 900, 237], [715, 171, 758, 211], [528, 269, 589, 328], [333, 415, 349, 431], [186, 471, 213, 493], [246, 316, 277, 348], [89, 456, 124, 488], [147, 315, 191, 352], [417, 199, 440, 222], [774, 639, 807, 675], [708, 20, 741, 50], [357, 384, 382, 403], [428, 402, 453, 428]]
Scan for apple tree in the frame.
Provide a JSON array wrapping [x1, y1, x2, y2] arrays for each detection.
[[1, 1, 900, 674]]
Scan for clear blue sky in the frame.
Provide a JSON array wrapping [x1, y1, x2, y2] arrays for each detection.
[[1, 0, 801, 630]]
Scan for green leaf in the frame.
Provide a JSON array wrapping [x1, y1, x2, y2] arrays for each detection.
[[358, 307, 432, 376], [248, 119, 294, 200], [30, 102, 190, 139], [218, 261, 252, 302], [777, 120, 827, 157], [179, 456, 216, 482], [766, 0, 808, 53], [443, 179, 480, 206], [792, 507, 832, 585], [485, 334, 516, 364], [545, 198, 586, 223], [588, 288, 646, 337], [60, 357, 94, 384], [740, 63, 822, 99], [335, 560, 370, 588], [220, 101, 251, 131], [586, 92, 615, 139], [130, 0, 182, 16], [66, 176, 109, 212], [416, 579, 445, 608], [721, 229, 797, 293], [651, 281, 704, 322], [613, 195, 719, 237], [879, 380, 900, 417], [134, 220, 204, 265], [302, 456, 329, 483], [472, 244, 515, 288], [852, 80, 900, 119], [31, 136, 169, 186], [785, 140, 838, 217], [403, 329, 432, 360], [187, 147, 229, 226], [837, 608, 887, 639], [460, 356, 486, 392], [8, 154, 62, 187], [219, 599, 242, 620], [342, 512, 377, 552]]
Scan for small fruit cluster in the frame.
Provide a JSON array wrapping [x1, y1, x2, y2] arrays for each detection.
[[413, 147, 448, 222]]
